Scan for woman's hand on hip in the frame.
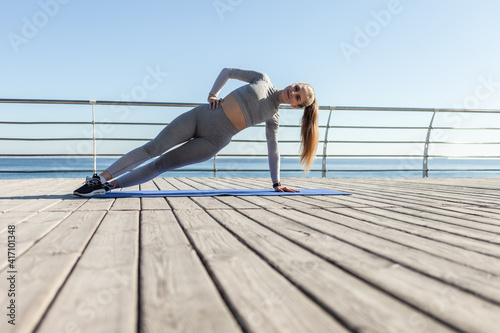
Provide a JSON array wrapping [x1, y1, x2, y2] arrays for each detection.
[[208, 96, 224, 109]]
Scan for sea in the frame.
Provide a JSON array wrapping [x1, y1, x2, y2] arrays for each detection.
[[1, 157, 500, 179]]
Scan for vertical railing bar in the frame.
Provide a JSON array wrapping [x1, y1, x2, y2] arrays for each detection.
[[90, 100, 97, 175], [322, 107, 334, 178], [423, 108, 438, 178], [213, 155, 217, 177]]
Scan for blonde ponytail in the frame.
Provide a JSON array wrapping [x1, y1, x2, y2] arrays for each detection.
[[300, 97, 319, 173]]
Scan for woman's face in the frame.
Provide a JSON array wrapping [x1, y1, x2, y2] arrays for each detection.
[[283, 83, 310, 108]]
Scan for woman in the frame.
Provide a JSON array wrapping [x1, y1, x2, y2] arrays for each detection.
[[74, 68, 319, 196]]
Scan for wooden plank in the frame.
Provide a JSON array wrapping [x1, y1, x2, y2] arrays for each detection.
[[139, 180, 171, 210], [442, 208, 500, 224], [179, 178, 235, 210], [0, 199, 23, 212], [275, 207, 500, 304], [188, 178, 262, 210], [356, 180, 497, 208], [153, 177, 178, 190], [379, 206, 500, 234], [181, 177, 241, 209], [282, 178, 500, 261], [207, 178, 367, 211], [296, 178, 500, 218], [0, 211, 37, 231], [375, 178, 500, 200], [184, 177, 222, 189], [0, 179, 76, 212], [154, 178, 200, 210], [0, 179, 77, 199], [350, 198, 500, 235], [174, 208, 348, 333], [44, 195, 88, 212], [0, 210, 106, 333], [246, 180, 359, 210], [336, 207, 500, 258], [140, 210, 241, 333], [224, 177, 337, 210], [185, 180, 238, 210], [164, 177, 192, 189], [13, 196, 67, 212], [0, 211, 71, 271], [193, 178, 352, 213], [110, 185, 141, 211], [207, 209, 455, 333], [234, 177, 352, 210], [201, 178, 290, 209], [182, 177, 214, 189], [77, 197, 115, 211], [210, 177, 253, 189], [237, 208, 500, 333], [208, 177, 261, 190], [463, 206, 500, 215], [0, 179, 28, 194], [288, 178, 426, 207], [376, 202, 500, 228], [214, 177, 311, 210], [0, 179, 57, 197], [37, 211, 139, 333], [319, 178, 497, 208]]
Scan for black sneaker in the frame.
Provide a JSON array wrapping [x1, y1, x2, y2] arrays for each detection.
[[73, 174, 115, 197]]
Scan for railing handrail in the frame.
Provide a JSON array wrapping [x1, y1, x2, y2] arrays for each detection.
[[2, 98, 500, 113], [1, 98, 500, 177]]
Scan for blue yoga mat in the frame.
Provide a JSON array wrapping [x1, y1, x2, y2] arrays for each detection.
[[93, 188, 351, 198]]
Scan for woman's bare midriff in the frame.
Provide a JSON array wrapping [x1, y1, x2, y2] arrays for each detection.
[[220, 93, 247, 131]]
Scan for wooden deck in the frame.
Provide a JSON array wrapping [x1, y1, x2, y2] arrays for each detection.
[[0, 177, 499, 333]]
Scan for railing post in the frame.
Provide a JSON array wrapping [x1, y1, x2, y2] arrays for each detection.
[[213, 155, 217, 177], [322, 107, 334, 177], [90, 100, 97, 175], [423, 109, 438, 178]]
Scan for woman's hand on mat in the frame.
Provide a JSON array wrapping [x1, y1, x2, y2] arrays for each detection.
[[274, 185, 299, 192], [208, 97, 223, 109]]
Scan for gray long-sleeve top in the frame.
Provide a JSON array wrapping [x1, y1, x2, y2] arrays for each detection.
[[209, 68, 280, 182]]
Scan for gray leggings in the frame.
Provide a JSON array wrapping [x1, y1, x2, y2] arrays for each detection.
[[106, 104, 239, 188]]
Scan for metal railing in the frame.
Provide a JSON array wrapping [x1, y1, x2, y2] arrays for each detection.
[[1, 98, 500, 177]]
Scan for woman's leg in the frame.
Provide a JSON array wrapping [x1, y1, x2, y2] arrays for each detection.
[[108, 104, 238, 189], [101, 107, 201, 182], [113, 136, 229, 188]]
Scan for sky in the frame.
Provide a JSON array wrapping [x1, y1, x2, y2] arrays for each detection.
[[1, 0, 500, 160]]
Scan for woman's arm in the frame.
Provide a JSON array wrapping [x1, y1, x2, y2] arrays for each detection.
[[266, 116, 298, 192], [209, 68, 267, 99], [266, 117, 280, 184]]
